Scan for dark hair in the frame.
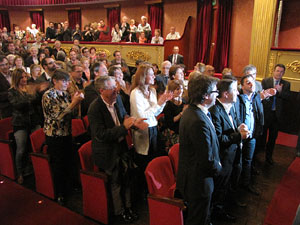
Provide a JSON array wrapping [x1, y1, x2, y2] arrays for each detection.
[[188, 75, 218, 104], [274, 63, 285, 71], [52, 69, 69, 85], [113, 50, 120, 57], [90, 62, 101, 80], [41, 57, 52, 68], [89, 47, 96, 53], [240, 74, 254, 86], [71, 64, 82, 72], [0, 55, 7, 63], [108, 65, 121, 77], [222, 74, 237, 81], [217, 79, 237, 97], [81, 47, 89, 54], [169, 65, 181, 80]]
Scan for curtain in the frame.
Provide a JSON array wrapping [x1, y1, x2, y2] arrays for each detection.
[[0, 10, 10, 31], [30, 11, 44, 32], [0, 0, 101, 6], [213, 0, 233, 72], [195, 0, 213, 64], [149, 4, 163, 36], [68, 10, 81, 30], [107, 7, 120, 31]]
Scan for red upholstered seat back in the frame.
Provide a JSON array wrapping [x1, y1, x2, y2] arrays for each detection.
[[145, 156, 176, 198], [30, 128, 46, 153], [78, 140, 98, 172], [168, 143, 180, 176], [83, 115, 89, 129], [0, 117, 12, 140], [72, 118, 87, 138]]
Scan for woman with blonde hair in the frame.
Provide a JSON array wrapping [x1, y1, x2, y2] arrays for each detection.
[[8, 68, 41, 184], [28, 64, 42, 83], [130, 64, 172, 169], [81, 57, 91, 81]]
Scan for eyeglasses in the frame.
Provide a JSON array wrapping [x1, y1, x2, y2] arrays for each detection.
[[210, 90, 219, 94]]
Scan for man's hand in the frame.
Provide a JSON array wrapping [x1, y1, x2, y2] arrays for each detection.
[[123, 117, 135, 130], [133, 118, 148, 130]]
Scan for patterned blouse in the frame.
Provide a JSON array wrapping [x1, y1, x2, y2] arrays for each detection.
[[42, 88, 72, 137]]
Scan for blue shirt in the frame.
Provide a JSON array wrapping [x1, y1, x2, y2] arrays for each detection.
[[240, 94, 255, 137]]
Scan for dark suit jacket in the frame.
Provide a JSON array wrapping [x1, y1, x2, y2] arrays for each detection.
[[177, 104, 222, 196], [24, 56, 35, 67], [0, 72, 12, 118], [88, 95, 128, 171], [261, 76, 290, 119], [62, 28, 72, 41], [210, 100, 241, 165], [167, 54, 184, 65], [46, 27, 56, 40], [82, 81, 99, 116]]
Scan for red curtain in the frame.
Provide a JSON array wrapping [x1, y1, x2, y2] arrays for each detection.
[[107, 7, 120, 31], [213, 0, 233, 73], [30, 11, 44, 32], [68, 10, 81, 30], [149, 4, 163, 36], [0, 0, 101, 6], [0, 10, 10, 31], [195, 0, 213, 64]]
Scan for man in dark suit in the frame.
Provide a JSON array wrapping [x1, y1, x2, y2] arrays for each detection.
[[88, 76, 142, 223], [210, 78, 249, 222], [62, 21, 72, 41], [0, 56, 12, 118], [167, 46, 184, 65], [261, 64, 290, 165], [176, 75, 221, 225], [45, 22, 56, 40], [37, 57, 57, 83]]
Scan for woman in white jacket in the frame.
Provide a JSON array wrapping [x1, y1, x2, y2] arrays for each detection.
[[130, 64, 172, 171]]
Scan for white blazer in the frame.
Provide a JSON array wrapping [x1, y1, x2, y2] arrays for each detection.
[[130, 87, 165, 155]]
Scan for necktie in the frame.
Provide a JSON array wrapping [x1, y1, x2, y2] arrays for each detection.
[[272, 80, 280, 110], [173, 54, 177, 64]]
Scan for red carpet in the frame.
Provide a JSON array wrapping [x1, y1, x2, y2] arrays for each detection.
[[264, 158, 300, 225], [0, 176, 98, 225]]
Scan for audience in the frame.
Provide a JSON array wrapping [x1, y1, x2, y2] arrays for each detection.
[[151, 29, 164, 44], [166, 26, 181, 40]]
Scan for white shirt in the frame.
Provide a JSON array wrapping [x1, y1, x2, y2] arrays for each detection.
[[218, 99, 235, 130], [166, 32, 181, 40], [130, 87, 165, 155]]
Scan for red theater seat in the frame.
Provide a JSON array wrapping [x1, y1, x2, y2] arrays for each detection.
[[145, 156, 186, 225], [78, 141, 109, 224], [0, 117, 16, 180], [72, 118, 87, 138], [30, 128, 55, 199], [168, 143, 180, 177]]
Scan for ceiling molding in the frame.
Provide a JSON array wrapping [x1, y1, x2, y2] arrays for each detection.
[[144, 0, 163, 4], [27, 8, 43, 11], [103, 4, 120, 8], [65, 7, 81, 10]]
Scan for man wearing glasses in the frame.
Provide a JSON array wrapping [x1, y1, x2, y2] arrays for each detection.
[[176, 75, 221, 225], [0, 56, 12, 118]]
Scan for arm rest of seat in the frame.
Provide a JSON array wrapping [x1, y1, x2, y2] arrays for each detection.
[[80, 170, 108, 182], [30, 152, 50, 160], [148, 194, 187, 210], [0, 139, 13, 144]]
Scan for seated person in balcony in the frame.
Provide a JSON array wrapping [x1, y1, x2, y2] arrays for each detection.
[[72, 23, 82, 41], [111, 23, 122, 43], [88, 76, 141, 223], [129, 19, 138, 43], [167, 46, 184, 65], [110, 50, 129, 76], [138, 31, 147, 44], [120, 16, 130, 42], [151, 29, 164, 44], [82, 25, 94, 42], [166, 26, 181, 40], [56, 23, 63, 41], [98, 19, 111, 42], [42, 69, 84, 204], [137, 16, 151, 42]]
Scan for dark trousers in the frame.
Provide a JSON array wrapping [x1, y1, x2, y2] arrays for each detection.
[[105, 159, 131, 216], [185, 177, 214, 225], [213, 148, 237, 208], [241, 138, 256, 186], [46, 135, 76, 197], [262, 111, 279, 159]]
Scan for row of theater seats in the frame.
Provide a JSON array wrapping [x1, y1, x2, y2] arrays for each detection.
[[0, 116, 185, 225]]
